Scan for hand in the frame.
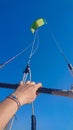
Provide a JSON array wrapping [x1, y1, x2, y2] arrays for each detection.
[[13, 81, 42, 106]]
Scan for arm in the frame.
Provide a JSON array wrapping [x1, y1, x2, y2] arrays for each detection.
[[0, 81, 42, 129]]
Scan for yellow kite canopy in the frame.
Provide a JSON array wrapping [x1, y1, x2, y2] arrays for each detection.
[[30, 18, 47, 34]]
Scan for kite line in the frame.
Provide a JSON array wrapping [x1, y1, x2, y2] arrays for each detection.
[[51, 33, 73, 76], [5, 17, 46, 130], [1, 17, 73, 130]]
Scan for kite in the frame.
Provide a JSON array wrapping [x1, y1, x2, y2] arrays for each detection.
[[30, 18, 47, 34], [0, 18, 73, 130]]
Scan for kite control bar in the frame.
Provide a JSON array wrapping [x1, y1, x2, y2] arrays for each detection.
[[0, 82, 73, 98], [0, 83, 18, 89]]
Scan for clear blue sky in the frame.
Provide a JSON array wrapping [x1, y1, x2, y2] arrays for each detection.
[[0, 0, 73, 130]]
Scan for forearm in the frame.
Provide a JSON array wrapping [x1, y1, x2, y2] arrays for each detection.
[[0, 81, 42, 129], [0, 98, 18, 129]]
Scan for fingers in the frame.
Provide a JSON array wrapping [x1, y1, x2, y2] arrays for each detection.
[[19, 80, 42, 90], [19, 81, 31, 86], [35, 83, 42, 90], [26, 81, 35, 85], [20, 81, 35, 85], [26, 81, 42, 90], [20, 81, 24, 85]]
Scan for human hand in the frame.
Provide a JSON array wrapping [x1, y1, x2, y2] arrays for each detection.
[[13, 81, 42, 106]]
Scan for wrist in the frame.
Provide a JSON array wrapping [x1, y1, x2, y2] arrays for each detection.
[[7, 94, 21, 109], [13, 91, 27, 106]]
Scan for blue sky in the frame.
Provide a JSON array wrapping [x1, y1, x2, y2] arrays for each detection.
[[0, 0, 73, 130]]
